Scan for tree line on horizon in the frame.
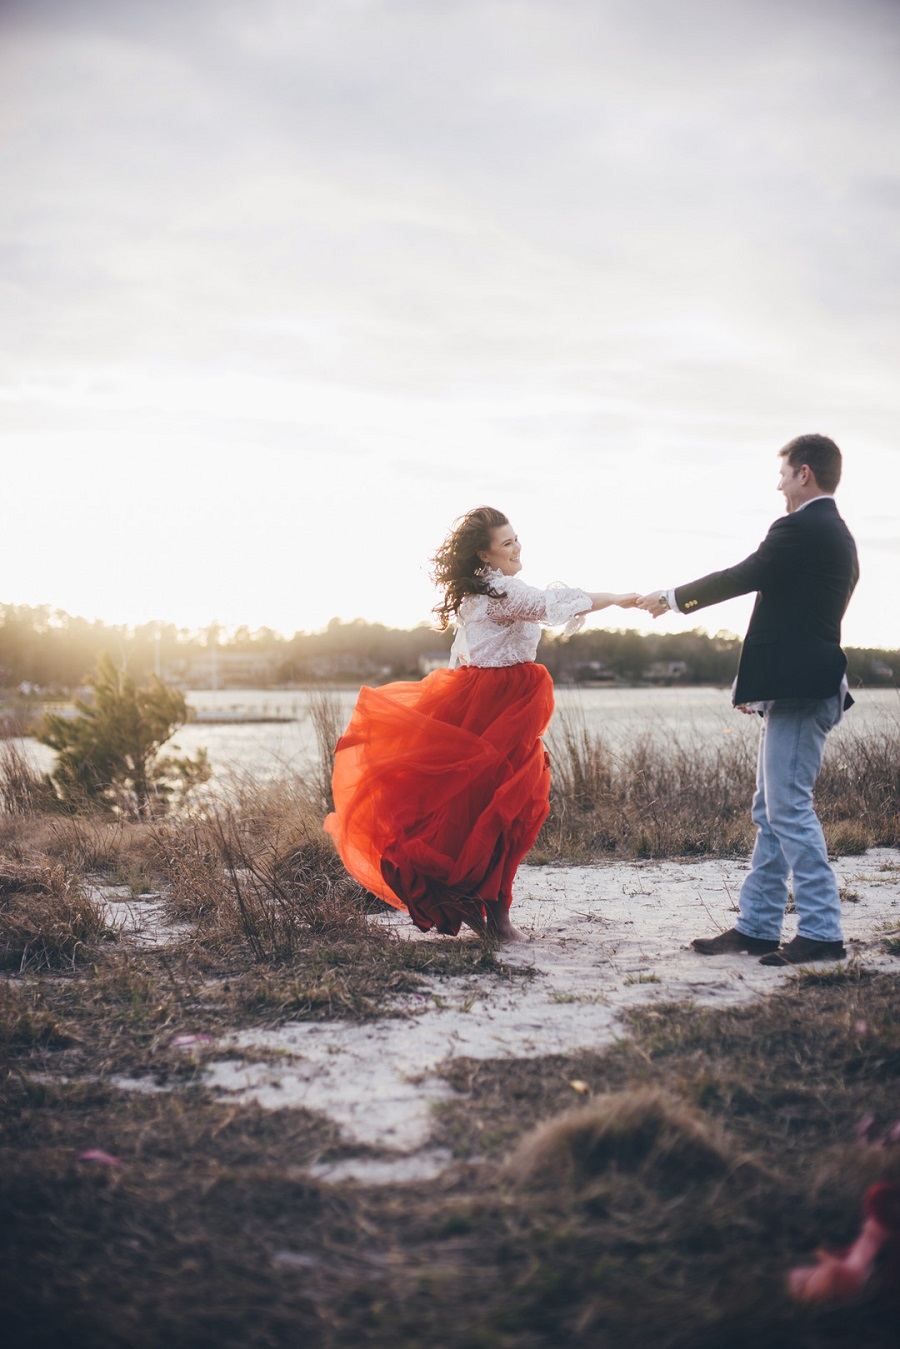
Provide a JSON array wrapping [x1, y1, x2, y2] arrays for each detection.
[[0, 602, 896, 693]]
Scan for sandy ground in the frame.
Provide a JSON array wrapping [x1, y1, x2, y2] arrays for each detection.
[[192, 849, 900, 1184]]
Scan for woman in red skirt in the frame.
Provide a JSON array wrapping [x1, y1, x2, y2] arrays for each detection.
[[324, 507, 637, 941]]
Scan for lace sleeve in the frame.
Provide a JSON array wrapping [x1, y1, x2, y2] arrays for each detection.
[[482, 577, 591, 630], [545, 582, 593, 636]]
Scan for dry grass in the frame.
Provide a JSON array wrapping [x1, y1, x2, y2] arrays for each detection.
[[818, 721, 900, 852], [0, 858, 111, 972], [0, 738, 55, 815], [505, 1087, 735, 1190], [539, 711, 900, 861], [540, 716, 758, 859], [307, 687, 344, 814], [0, 806, 162, 886], [146, 775, 380, 961]]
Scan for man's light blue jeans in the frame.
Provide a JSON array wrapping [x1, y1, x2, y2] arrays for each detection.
[[735, 695, 844, 944]]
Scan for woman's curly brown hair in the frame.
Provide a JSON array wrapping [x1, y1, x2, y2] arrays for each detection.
[[431, 506, 511, 630]]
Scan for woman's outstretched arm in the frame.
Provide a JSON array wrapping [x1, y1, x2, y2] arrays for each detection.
[[585, 592, 640, 612]]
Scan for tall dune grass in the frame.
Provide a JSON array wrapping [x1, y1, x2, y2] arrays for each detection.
[[154, 774, 370, 960], [540, 708, 900, 860], [0, 858, 109, 971], [0, 740, 54, 816]]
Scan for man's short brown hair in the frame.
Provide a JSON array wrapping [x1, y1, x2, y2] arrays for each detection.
[[779, 433, 842, 493]]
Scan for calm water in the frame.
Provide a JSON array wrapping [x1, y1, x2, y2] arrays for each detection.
[[15, 684, 899, 787]]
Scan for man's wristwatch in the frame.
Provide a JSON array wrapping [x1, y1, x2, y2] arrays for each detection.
[[657, 592, 671, 611]]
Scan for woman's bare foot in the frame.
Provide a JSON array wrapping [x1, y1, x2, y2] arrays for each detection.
[[484, 901, 527, 944], [495, 922, 528, 944]]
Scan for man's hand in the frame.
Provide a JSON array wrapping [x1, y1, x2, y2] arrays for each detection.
[[637, 590, 670, 619]]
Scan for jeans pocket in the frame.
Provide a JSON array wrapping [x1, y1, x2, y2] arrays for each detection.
[[813, 695, 841, 734]]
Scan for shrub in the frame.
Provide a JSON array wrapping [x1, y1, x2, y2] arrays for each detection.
[[35, 653, 210, 819]]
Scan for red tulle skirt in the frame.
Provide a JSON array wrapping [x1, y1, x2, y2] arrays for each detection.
[[324, 662, 554, 934]]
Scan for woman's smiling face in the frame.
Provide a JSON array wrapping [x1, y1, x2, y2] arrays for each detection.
[[478, 523, 522, 576]]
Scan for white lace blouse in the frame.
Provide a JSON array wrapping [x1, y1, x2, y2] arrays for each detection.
[[449, 569, 592, 669]]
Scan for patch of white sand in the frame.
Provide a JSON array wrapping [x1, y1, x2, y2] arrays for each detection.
[[202, 850, 900, 1181], [309, 1150, 455, 1185], [93, 885, 190, 948]]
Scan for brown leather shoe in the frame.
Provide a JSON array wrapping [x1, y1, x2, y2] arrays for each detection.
[[691, 927, 780, 956], [758, 935, 847, 966]]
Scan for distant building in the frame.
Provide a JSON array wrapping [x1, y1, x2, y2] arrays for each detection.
[[557, 660, 617, 686], [642, 660, 689, 685]]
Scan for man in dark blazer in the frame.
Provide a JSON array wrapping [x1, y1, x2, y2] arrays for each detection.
[[638, 434, 859, 965]]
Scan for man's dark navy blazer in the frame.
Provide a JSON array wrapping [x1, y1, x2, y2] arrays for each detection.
[[674, 497, 859, 706]]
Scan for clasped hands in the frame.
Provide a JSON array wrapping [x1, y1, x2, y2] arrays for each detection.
[[601, 592, 669, 614], [635, 590, 670, 618]]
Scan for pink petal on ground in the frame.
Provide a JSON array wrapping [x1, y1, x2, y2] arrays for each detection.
[[854, 1019, 869, 1036], [77, 1150, 123, 1167], [885, 1120, 900, 1147], [855, 1112, 877, 1144], [171, 1033, 214, 1047]]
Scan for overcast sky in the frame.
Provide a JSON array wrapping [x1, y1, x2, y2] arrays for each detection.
[[2, 0, 898, 647]]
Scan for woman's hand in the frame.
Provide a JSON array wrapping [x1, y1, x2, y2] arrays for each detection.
[[587, 591, 641, 611]]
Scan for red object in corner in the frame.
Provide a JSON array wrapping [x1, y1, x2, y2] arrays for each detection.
[[789, 1182, 900, 1306]]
